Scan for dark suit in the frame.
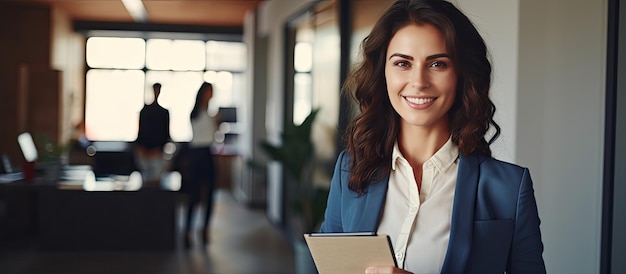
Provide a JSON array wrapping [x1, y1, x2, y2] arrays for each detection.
[[320, 150, 546, 274], [136, 102, 170, 150]]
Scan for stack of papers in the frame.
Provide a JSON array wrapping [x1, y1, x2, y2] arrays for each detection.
[[0, 172, 23, 183]]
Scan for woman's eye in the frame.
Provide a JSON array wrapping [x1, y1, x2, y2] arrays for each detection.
[[394, 60, 410, 68], [430, 60, 447, 69]]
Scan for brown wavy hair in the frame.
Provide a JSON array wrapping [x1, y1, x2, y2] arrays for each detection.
[[343, 0, 501, 194]]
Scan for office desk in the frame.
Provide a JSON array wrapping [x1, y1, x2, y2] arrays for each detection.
[[38, 187, 179, 251], [0, 171, 181, 251]]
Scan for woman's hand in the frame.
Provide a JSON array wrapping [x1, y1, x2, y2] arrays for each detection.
[[365, 266, 413, 274]]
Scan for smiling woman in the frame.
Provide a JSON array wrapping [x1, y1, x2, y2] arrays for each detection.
[[318, 0, 546, 273]]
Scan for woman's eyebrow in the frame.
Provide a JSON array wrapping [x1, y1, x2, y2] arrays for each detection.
[[389, 53, 413, 60], [388, 53, 450, 60], [426, 53, 450, 60]]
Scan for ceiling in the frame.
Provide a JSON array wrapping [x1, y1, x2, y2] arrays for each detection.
[[16, 0, 266, 27]]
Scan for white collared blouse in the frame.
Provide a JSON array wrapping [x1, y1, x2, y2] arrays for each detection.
[[377, 137, 459, 273]]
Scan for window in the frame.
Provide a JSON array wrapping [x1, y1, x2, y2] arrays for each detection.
[[85, 36, 246, 142], [146, 39, 206, 71], [85, 68, 145, 141], [87, 37, 145, 69], [293, 35, 314, 125]]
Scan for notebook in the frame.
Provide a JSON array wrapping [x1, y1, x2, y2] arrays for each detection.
[[304, 232, 397, 274]]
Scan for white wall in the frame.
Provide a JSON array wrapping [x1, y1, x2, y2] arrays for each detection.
[[456, 1, 606, 272], [429, 0, 607, 272], [517, 0, 606, 273], [461, 0, 606, 273]]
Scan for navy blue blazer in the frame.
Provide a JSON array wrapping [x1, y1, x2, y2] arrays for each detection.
[[320, 150, 546, 274]]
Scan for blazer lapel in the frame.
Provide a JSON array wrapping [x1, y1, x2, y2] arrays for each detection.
[[441, 154, 479, 274], [356, 176, 389, 231]]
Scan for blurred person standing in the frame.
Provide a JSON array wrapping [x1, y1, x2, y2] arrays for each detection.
[[135, 82, 171, 183], [183, 81, 218, 248]]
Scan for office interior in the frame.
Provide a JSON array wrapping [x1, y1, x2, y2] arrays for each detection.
[[0, 0, 624, 274]]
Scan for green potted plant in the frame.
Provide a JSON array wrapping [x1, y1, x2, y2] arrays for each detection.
[[259, 108, 328, 234], [258, 108, 329, 273]]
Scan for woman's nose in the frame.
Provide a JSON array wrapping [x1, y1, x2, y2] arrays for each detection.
[[410, 68, 431, 89]]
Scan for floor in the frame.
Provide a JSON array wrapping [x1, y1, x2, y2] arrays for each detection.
[[0, 190, 296, 274]]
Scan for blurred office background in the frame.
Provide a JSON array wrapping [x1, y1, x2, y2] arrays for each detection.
[[0, 0, 624, 273]]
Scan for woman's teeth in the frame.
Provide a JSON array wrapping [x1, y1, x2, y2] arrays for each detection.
[[405, 97, 435, 105]]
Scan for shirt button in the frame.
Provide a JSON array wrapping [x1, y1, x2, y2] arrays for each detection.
[[396, 252, 404, 260]]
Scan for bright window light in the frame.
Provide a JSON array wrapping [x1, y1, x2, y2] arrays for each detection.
[[86, 37, 145, 69], [172, 40, 206, 71], [145, 39, 172, 70], [206, 41, 247, 71], [293, 72, 312, 125], [146, 39, 205, 71], [294, 42, 313, 72], [85, 69, 145, 141]]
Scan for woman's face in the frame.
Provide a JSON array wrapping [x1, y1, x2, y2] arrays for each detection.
[[385, 23, 457, 131]]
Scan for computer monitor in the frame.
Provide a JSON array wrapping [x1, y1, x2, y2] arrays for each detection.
[[217, 107, 237, 124]]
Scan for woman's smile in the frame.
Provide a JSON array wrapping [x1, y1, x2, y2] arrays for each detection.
[[404, 96, 437, 109]]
